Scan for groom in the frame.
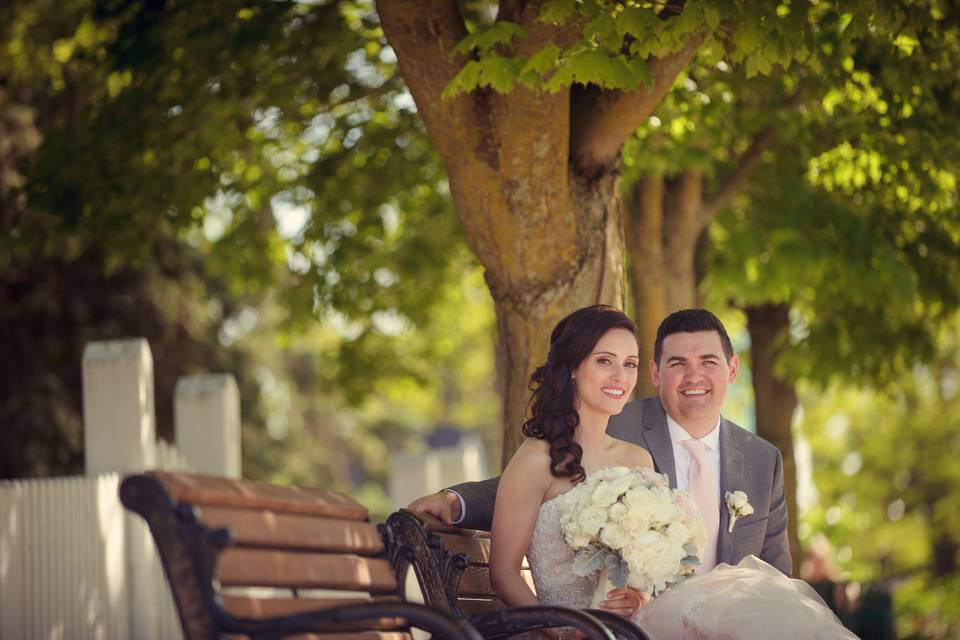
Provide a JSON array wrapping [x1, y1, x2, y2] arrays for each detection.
[[410, 309, 793, 577]]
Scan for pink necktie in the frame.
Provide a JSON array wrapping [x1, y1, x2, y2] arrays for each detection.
[[681, 439, 719, 573]]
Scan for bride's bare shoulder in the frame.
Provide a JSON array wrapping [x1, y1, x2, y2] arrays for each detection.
[[506, 437, 552, 468], [501, 438, 554, 492], [608, 438, 654, 470]]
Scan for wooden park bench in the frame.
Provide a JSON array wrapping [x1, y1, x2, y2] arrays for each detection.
[[119, 472, 483, 640], [387, 510, 647, 640]]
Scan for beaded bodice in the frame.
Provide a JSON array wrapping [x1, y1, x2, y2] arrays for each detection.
[[526, 496, 596, 608]]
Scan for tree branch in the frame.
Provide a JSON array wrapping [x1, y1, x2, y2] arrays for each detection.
[[699, 125, 777, 221], [375, 0, 474, 161], [700, 87, 804, 221], [569, 33, 704, 178]]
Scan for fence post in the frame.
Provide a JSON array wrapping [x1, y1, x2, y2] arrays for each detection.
[[174, 374, 242, 478], [81, 338, 162, 640], [82, 338, 157, 474]]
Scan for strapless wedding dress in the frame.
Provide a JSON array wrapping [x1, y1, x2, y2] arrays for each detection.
[[527, 497, 859, 640]]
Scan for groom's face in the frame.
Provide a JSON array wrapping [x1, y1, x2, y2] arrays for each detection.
[[650, 330, 739, 434]]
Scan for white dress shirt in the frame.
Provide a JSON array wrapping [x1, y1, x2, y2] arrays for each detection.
[[667, 415, 722, 513]]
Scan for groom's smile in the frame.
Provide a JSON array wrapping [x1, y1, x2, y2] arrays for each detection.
[[651, 330, 739, 438]]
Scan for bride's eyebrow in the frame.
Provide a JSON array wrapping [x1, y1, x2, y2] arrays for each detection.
[[592, 350, 640, 359]]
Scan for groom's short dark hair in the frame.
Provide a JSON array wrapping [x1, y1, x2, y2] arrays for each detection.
[[653, 309, 734, 363]]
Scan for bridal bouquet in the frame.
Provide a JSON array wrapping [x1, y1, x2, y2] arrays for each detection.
[[556, 466, 705, 601]]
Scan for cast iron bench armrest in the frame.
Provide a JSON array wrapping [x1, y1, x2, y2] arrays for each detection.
[[469, 606, 614, 640], [217, 600, 484, 640]]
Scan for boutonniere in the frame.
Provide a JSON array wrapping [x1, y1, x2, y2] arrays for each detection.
[[725, 490, 754, 533]]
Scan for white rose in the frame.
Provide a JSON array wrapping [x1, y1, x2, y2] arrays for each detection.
[[578, 506, 607, 535], [592, 483, 620, 507], [648, 491, 683, 528], [635, 529, 666, 547], [739, 501, 755, 516], [608, 502, 628, 523], [727, 490, 749, 509], [624, 486, 660, 512], [571, 532, 592, 548], [665, 521, 689, 544], [621, 508, 651, 536], [600, 523, 629, 549], [645, 540, 685, 587]]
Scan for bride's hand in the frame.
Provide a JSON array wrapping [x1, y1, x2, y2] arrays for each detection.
[[600, 587, 651, 618]]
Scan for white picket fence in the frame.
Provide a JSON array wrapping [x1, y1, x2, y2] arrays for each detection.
[[0, 338, 240, 640], [0, 474, 175, 639]]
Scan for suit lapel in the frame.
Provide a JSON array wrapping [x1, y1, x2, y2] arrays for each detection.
[[639, 399, 678, 488], [717, 418, 743, 565]]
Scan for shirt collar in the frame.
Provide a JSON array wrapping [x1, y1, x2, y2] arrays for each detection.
[[667, 414, 722, 452]]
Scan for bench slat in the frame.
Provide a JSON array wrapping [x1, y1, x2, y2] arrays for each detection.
[[218, 550, 398, 592], [456, 565, 535, 598], [433, 533, 491, 565], [222, 595, 405, 630], [149, 471, 368, 520], [199, 506, 384, 554]]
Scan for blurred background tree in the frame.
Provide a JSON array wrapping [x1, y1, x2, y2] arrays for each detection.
[[0, 0, 498, 498]]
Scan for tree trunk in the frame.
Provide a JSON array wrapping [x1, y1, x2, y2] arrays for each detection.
[[662, 169, 704, 311], [376, 0, 698, 466], [493, 171, 626, 464], [626, 176, 668, 398], [932, 535, 958, 577], [746, 303, 801, 576], [626, 168, 706, 396]]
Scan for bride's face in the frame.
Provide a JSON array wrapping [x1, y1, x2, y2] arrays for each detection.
[[572, 328, 639, 419]]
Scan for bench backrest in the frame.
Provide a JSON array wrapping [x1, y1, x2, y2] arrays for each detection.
[[388, 509, 533, 616], [121, 472, 409, 640]]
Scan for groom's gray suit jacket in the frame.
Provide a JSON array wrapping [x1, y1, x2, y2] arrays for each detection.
[[450, 397, 793, 576]]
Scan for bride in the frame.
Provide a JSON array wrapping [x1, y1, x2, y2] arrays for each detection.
[[489, 305, 858, 640]]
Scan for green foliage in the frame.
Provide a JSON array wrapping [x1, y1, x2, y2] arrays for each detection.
[[796, 330, 960, 636], [452, 20, 528, 56], [444, 1, 813, 97], [0, 0, 497, 495], [894, 573, 960, 640]]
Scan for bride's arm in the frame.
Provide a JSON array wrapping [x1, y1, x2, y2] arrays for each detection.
[[489, 439, 553, 607]]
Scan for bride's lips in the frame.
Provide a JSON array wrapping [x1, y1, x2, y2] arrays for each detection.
[[602, 387, 626, 398]]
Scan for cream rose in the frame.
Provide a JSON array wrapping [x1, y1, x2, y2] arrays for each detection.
[[727, 490, 750, 510], [578, 506, 607, 535], [600, 523, 629, 549], [592, 483, 620, 507], [608, 502, 628, 523]]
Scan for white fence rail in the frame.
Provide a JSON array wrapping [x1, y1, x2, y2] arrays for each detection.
[[0, 337, 241, 639]]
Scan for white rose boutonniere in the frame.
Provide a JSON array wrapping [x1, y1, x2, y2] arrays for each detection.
[[724, 490, 754, 533]]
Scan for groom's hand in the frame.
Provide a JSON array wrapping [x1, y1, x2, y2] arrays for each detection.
[[600, 587, 650, 619], [407, 490, 462, 525]]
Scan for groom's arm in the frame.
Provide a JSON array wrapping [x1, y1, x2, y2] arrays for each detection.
[[407, 477, 501, 531], [761, 450, 793, 576], [447, 477, 500, 531]]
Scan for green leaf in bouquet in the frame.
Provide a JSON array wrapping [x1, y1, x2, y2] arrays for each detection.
[[681, 554, 700, 566], [683, 543, 700, 556], [571, 544, 607, 577], [605, 553, 630, 588]]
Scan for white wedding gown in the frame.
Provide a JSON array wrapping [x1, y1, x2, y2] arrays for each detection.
[[527, 498, 859, 640]]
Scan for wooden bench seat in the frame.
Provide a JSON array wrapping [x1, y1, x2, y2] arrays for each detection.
[[120, 472, 481, 640]]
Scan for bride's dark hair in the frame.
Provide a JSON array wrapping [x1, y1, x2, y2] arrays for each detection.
[[521, 305, 637, 484]]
